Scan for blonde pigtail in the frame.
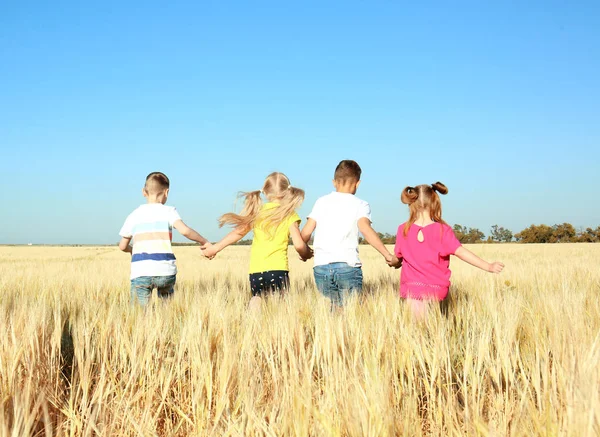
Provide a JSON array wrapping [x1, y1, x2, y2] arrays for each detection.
[[218, 190, 263, 232]]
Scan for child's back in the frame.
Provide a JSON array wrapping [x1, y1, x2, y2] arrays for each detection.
[[394, 221, 461, 300], [119, 172, 210, 306], [121, 203, 180, 278], [201, 172, 313, 305], [249, 202, 301, 274], [394, 182, 504, 316], [301, 160, 399, 308], [310, 191, 370, 267]]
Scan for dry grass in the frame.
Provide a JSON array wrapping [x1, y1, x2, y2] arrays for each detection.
[[1, 244, 599, 436]]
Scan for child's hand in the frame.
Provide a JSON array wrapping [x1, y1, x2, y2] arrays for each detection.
[[386, 254, 402, 269], [487, 261, 504, 273], [200, 243, 218, 260], [390, 257, 402, 269], [300, 247, 314, 262]]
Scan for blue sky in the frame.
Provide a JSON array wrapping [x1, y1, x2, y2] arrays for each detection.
[[1, 0, 599, 244]]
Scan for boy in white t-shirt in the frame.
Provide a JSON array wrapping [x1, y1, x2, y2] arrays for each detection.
[[118, 172, 210, 306], [301, 160, 400, 307]]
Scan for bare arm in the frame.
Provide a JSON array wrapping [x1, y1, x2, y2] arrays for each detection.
[[201, 226, 250, 259], [118, 237, 132, 254], [290, 222, 313, 261], [300, 218, 316, 243], [454, 246, 504, 273], [357, 217, 400, 266], [172, 219, 210, 245]]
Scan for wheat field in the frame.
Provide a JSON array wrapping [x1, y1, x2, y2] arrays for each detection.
[[1, 244, 599, 436]]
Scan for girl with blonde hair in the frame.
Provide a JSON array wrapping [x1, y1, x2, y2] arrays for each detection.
[[394, 182, 504, 318], [202, 172, 312, 305]]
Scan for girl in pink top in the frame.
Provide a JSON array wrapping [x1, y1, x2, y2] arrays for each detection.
[[394, 182, 504, 318]]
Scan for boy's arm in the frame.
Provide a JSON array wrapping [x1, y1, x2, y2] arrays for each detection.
[[290, 222, 313, 261], [357, 217, 400, 267], [300, 218, 316, 243], [201, 226, 250, 259], [118, 237, 132, 254], [454, 247, 504, 273], [172, 219, 210, 245]]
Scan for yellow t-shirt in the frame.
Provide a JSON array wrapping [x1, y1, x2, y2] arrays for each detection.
[[249, 203, 301, 274]]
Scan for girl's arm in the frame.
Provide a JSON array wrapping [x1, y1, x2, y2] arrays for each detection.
[[290, 222, 313, 261], [201, 226, 250, 259], [454, 246, 504, 273], [300, 218, 316, 243]]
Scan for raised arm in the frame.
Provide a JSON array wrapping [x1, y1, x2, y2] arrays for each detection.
[[201, 226, 250, 259], [290, 222, 313, 261], [357, 217, 400, 267], [300, 218, 316, 243], [172, 219, 210, 245], [454, 246, 504, 273]]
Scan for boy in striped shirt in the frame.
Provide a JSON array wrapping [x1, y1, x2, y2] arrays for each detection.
[[118, 172, 210, 306]]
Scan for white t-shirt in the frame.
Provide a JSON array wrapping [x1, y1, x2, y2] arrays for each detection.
[[308, 192, 372, 267], [119, 204, 181, 279]]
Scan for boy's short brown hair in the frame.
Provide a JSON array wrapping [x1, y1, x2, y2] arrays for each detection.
[[144, 172, 170, 194], [334, 160, 362, 183]]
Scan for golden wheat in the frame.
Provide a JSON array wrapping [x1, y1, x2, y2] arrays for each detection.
[[0, 244, 599, 436]]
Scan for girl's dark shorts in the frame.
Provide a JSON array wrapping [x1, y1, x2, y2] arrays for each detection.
[[249, 270, 290, 296]]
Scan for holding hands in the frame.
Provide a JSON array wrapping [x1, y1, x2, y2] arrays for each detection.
[[200, 242, 218, 260], [299, 246, 314, 262], [386, 254, 402, 269]]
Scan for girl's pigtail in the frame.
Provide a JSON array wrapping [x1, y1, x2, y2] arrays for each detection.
[[401, 186, 418, 205], [262, 186, 305, 234], [429, 182, 447, 233], [431, 182, 448, 195], [218, 190, 263, 231], [402, 186, 419, 236], [286, 186, 305, 210]]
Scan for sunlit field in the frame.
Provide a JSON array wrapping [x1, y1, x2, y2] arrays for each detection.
[[1, 244, 599, 436]]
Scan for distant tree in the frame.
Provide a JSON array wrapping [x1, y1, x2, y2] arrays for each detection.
[[550, 223, 577, 243], [490, 225, 513, 243], [379, 232, 396, 244], [467, 228, 485, 243], [359, 232, 395, 245], [515, 224, 555, 243], [453, 224, 467, 240], [235, 239, 253, 246], [453, 224, 485, 244], [576, 227, 600, 242], [515, 223, 598, 243]]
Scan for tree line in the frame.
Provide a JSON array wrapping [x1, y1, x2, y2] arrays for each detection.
[[184, 222, 600, 246], [368, 223, 600, 244]]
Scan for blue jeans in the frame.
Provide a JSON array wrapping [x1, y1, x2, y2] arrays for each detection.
[[313, 263, 363, 307], [130, 275, 176, 306]]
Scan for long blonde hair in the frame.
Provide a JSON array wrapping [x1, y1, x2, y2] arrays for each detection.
[[219, 172, 305, 235], [401, 182, 448, 236]]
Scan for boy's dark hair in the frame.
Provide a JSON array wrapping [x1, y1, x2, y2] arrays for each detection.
[[144, 172, 170, 194], [334, 160, 362, 183]]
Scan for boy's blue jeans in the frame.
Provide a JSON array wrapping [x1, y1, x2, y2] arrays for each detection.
[[313, 263, 363, 307], [130, 275, 176, 306]]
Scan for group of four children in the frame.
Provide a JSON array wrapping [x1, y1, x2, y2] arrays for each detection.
[[119, 160, 504, 316]]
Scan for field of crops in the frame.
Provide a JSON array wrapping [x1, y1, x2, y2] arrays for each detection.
[[1, 244, 599, 436]]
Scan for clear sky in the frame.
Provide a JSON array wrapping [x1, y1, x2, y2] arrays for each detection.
[[1, 0, 599, 244]]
